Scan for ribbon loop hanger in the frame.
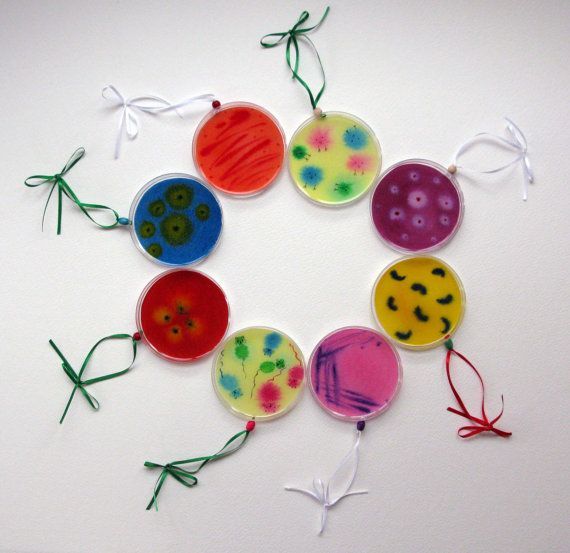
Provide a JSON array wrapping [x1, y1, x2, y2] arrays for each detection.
[[444, 339, 512, 439], [50, 333, 139, 424], [102, 85, 215, 158], [144, 421, 255, 511], [24, 148, 126, 234], [450, 118, 533, 201], [260, 7, 330, 112], [285, 422, 368, 534]]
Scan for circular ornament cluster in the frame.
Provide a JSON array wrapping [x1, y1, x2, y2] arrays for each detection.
[[372, 256, 465, 349], [308, 326, 402, 421], [212, 327, 305, 420], [288, 112, 382, 206], [193, 102, 286, 196], [130, 174, 222, 266], [137, 269, 229, 362], [371, 160, 463, 252]]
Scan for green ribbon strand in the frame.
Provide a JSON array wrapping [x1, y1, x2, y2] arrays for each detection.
[[260, 7, 330, 111], [144, 423, 255, 511], [24, 147, 127, 234], [50, 333, 138, 424]]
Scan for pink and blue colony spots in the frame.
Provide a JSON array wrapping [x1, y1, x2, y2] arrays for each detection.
[[371, 162, 462, 252], [309, 328, 401, 420], [133, 177, 222, 266]]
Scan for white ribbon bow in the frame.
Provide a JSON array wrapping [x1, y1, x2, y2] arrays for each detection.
[[452, 117, 534, 201], [285, 429, 368, 534], [102, 85, 215, 159]]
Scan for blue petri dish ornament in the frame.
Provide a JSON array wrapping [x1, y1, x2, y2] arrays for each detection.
[[129, 173, 222, 266], [23, 146, 223, 268]]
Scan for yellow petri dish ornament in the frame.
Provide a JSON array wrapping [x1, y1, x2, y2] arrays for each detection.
[[372, 256, 512, 440], [372, 256, 465, 350], [261, 8, 381, 206], [212, 327, 305, 420], [289, 113, 381, 205]]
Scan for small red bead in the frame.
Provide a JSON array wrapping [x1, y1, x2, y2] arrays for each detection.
[[133, 332, 141, 341], [212, 100, 221, 109], [246, 421, 255, 432]]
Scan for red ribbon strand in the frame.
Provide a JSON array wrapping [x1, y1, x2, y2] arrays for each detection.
[[444, 339, 512, 439]]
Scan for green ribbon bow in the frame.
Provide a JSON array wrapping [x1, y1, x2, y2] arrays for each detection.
[[50, 333, 138, 424], [24, 147, 126, 234], [260, 7, 330, 110], [144, 425, 254, 511]]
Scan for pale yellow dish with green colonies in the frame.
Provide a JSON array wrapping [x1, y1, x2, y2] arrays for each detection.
[[212, 327, 305, 420], [288, 112, 382, 206], [373, 256, 465, 349]]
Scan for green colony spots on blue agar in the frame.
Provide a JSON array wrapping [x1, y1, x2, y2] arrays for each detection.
[[131, 174, 222, 266]]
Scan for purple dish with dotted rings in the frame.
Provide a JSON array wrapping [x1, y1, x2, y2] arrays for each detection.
[[370, 159, 464, 253]]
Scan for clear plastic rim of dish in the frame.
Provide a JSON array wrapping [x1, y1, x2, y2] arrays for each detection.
[[192, 101, 287, 198], [371, 255, 466, 351], [128, 172, 223, 267], [369, 158, 465, 254], [287, 110, 383, 208], [135, 267, 230, 363], [307, 325, 403, 422], [211, 325, 306, 422]]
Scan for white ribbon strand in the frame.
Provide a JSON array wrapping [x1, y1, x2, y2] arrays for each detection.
[[285, 429, 368, 534], [452, 117, 534, 201], [102, 85, 215, 159]]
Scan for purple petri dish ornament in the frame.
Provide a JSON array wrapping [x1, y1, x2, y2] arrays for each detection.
[[370, 119, 534, 253], [371, 159, 463, 253]]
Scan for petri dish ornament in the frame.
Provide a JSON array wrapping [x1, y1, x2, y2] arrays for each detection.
[[261, 8, 382, 208], [130, 173, 222, 266], [193, 101, 286, 197], [372, 256, 512, 441], [212, 326, 305, 420], [289, 112, 382, 206], [372, 256, 465, 350], [308, 326, 401, 421], [287, 326, 402, 534], [371, 160, 463, 253], [143, 326, 305, 511], [47, 268, 230, 425], [23, 149, 223, 268], [137, 269, 230, 362], [370, 119, 534, 253]]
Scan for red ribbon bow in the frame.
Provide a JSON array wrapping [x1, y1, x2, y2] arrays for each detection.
[[444, 339, 512, 439]]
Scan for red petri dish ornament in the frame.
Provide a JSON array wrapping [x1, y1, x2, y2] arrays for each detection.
[[47, 268, 230, 425], [137, 269, 229, 362], [193, 101, 286, 196]]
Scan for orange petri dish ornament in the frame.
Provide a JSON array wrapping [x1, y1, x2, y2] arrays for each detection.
[[193, 101, 286, 196]]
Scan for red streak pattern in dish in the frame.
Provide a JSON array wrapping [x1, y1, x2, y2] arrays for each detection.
[[194, 104, 285, 195]]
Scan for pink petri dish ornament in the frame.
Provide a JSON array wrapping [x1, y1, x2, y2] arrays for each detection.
[[286, 326, 402, 534], [371, 159, 464, 253], [309, 326, 401, 420]]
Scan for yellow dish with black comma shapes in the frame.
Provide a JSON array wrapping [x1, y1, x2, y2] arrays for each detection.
[[372, 256, 465, 349]]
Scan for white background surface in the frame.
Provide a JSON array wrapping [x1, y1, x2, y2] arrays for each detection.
[[1, 1, 569, 552]]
